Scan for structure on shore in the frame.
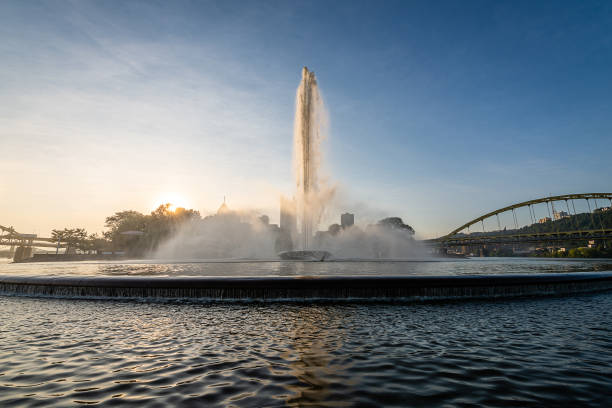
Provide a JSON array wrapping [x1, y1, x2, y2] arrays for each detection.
[[0, 224, 64, 262]]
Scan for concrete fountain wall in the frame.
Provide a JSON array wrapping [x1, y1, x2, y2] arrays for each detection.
[[1, 272, 612, 302]]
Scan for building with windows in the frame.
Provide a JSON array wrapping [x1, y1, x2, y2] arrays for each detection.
[[553, 210, 570, 220]]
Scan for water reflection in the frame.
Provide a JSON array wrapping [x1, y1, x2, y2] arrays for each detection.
[[284, 306, 354, 406], [1, 258, 612, 278], [2, 294, 612, 406], [277, 262, 305, 276]]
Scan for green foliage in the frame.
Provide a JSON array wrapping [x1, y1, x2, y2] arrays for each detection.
[[51, 228, 88, 253], [84, 233, 109, 253], [51, 204, 202, 256], [568, 247, 598, 257], [531, 243, 612, 258], [104, 210, 149, 241], [103, 204, 201, 255], [516, 210, 612, 234], [50, 228, 109, 254], [459, 210, 612, 243], [377, 217, 415, 234], [328, 223, 341, 236]]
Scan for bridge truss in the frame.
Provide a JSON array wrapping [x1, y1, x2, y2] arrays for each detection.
[[431, 193, 612, 247], [0, 224, 65, 249]]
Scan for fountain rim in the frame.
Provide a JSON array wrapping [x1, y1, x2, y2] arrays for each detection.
[[1, 271, 612, 289]]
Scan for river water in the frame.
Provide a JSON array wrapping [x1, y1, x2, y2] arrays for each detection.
[[2, 257, 612, 278], [1, 258, 611, 406]]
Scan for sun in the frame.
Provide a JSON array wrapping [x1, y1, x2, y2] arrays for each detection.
[[153, 193, 190, 213]]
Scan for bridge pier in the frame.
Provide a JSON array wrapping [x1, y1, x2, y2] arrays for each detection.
[[13, 246, 33, 262]]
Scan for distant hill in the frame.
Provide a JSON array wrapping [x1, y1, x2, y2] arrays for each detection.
[[456, 209, 612, 237]]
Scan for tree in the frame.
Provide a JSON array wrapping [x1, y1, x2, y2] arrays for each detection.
[[144, 204, 201, 251], [328, 223, 341, 236], [377, 217, 415, 235], [103, 205, 202, 255], [104, 211, 148, 238], [81, 233, 109, 254], [51, 228, 89, 254]]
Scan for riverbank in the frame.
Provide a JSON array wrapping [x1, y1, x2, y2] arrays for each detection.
[[11, 252, 468, 263]]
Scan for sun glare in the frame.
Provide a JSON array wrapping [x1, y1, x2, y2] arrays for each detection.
[[153, 194, 190, 213]]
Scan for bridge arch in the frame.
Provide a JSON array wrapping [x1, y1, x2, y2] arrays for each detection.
[[442, 193, 612, 239]]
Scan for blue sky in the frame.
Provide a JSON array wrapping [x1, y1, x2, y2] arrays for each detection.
[[1, 0, 611, 238]]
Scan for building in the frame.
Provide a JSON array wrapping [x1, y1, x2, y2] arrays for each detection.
[[203, 197, 240, 224], [280, 196, 297, 236], [553, 210, 570, 220], [278, 196, 297, 251], [217, 197, 230, 215], [341, 212, 354, 229], [538, 217, 551, 223]]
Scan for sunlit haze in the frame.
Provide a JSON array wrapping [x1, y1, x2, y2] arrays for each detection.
[[1, 1, 611, 239], [152, 194, 190, 213]]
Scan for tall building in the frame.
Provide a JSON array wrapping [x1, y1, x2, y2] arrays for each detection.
[[341, 212, 354, 229]]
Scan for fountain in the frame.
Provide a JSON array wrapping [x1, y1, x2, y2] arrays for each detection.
[[280, 67, 332, 260], [1, 67, 612, 301], [295, 66, 320, 249]]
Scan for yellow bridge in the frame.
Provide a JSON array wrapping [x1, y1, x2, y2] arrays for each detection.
[[428, 193, 612, 248]]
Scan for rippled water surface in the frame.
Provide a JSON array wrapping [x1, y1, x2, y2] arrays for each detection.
[[1, 258, 612, 406], [2, 293, 612, 407]]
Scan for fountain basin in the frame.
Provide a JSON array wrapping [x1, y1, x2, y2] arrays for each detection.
[[1, 272, 612, 301]]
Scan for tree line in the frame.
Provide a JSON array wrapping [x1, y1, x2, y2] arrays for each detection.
[[51, 204, 200, 255]]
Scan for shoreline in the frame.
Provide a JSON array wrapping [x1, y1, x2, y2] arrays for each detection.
[[8, 253, 469, 263]]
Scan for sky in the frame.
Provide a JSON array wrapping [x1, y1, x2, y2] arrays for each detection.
[[1, 0, 611, 239]]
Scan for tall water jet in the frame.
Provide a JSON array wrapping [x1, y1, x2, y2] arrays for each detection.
[[294, 67, 326, 249]]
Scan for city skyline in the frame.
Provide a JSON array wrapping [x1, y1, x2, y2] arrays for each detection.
[[1, 1, 611, 239]]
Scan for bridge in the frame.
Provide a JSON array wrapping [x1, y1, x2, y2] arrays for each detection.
[[0, 225, 66, 261], [428, 193, 612, 250]]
